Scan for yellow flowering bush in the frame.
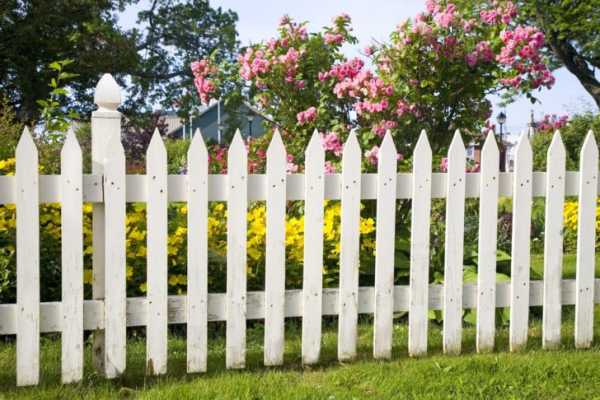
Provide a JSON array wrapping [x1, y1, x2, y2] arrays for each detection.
[[563, 199, 600, 251], [0, 153, 377, 301]]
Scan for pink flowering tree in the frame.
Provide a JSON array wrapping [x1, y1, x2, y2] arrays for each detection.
[[192, 15, 359, 172], [347, 0, 554, 159], [191, 2, 554, 173]]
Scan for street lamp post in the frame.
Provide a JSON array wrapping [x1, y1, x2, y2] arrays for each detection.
[[246, 111, 254, 138], [496, 111, 507, 171]]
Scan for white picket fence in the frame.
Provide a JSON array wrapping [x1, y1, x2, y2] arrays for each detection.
[[0, 74, 599, 386]]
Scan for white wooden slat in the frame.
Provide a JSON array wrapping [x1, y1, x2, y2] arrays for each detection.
[[61, 129, 84, 383], [187, 129, 209, 373], [3, 279, 600, 335], [301, 131, 325, 365], [91, 73, 121, 373], [103, 131, 127, 378], [408, 131, 432, 357], [373, 132, 397, 359], [0, 171, 593, 205], [443, 130, 466, 355], [264, 130, 287, 366], [476, 132, 499, 353], [509, 132, 533, 352], [575, 131, 598, 348], [16, 128, 40, 386], [146, 130, 168, 375], [542, 131, 566, 349], [226, 130, 247, 369], [338, 130, 362, 361]]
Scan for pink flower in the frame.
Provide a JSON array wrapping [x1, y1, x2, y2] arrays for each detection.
[[324, 33, 344, 45], [466, 52, 478, 67], [440, 157, 448, 172], [324, 161, 337, 174], [321, 132, 343, 156], [365, 146, 379, 166], [296, 106, 318, 125]]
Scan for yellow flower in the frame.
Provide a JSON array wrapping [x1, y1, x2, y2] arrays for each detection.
[[83, 269, 93, 284], [360, 218, 375, 235]]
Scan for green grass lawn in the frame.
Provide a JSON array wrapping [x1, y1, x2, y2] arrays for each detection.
[[3, 310, 600, 399], [1, 252, 600, 399]]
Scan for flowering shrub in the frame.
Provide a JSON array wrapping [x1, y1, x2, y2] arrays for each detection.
[[0, 157, 377, 302], [563, 200, 600, 251], [192, 2, 553, 174]]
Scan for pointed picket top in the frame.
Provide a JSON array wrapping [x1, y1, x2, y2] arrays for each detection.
[[188, 129, 208, 158], [580, 130, 599, 161], [448, 129, 466, 158], [61, 127, 81, 157], [342, 129, 360, 157], [379, 130, 397, 165], [414, 130, 432, 156], [148, 129, 166, 159], [515, 131, 532, 158], [229, 129, 246, 156], [482, 130, 499, 156], [16, 127, 36, 155], [306, 129, 325, 157], [94, 74, 122, 111], [547, 130, 566, 159], [267, 129, 286, 160]]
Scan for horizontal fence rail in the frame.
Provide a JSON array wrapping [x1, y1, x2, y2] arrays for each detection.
[[2, 74, 599, 386], [0, 171, 593, 204]]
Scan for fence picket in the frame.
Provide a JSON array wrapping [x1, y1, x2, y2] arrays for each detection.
[[543, 131, 566, 349], [187, 129, 208, 373], [103, 131, 127, 377], [226, 130, 247, 369], [373, 131, 397, 359], [408, 131, 432, 357], [146, 130, 168, 375], [61, 129, 84, 383], [264, 130, 287, 366], [301, 131, 325, 365], [443, 130, 466, 355], [575, 131, 598, 348], [338, 130, 362, 361], [509, 132, 532, 352], [476, 132, 499, 353], [16, 128, 39, 386]]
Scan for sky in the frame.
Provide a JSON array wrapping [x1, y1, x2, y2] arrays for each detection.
[[119, 0, 597, 135]]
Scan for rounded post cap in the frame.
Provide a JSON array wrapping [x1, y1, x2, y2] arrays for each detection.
[[94, 74, 121, 110]]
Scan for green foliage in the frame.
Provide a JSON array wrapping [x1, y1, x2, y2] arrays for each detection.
[[531, 113, 600, 171], [0, 96, 23, 160], [0, 0, 239, 123], [36, 59, 80, 140], [451, 0, 600, 107]]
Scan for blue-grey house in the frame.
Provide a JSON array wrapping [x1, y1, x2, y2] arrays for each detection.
[[169, 100, 266, 144]]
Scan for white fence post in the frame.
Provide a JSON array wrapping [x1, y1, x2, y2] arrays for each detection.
[[16, 128, 39, 386], [408, 131, 432, 357], [476, 132, 499, 353], [226, 130, 247, 369], [61, 128, 84, 383], [443, 130, 466, 355], [338, 130, 361, 361], [187, 129, 209, 373], [91, 74, 122, 373], [542, 131, 566, 349], [103, 126, 127, 378], [373, 131, 397, 359], [302, 130, 325, 365], [509, 132, 533, 352], [146, 130, 168, 375], [575, 131, 598, 348], [265, 130, 287, 366]]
